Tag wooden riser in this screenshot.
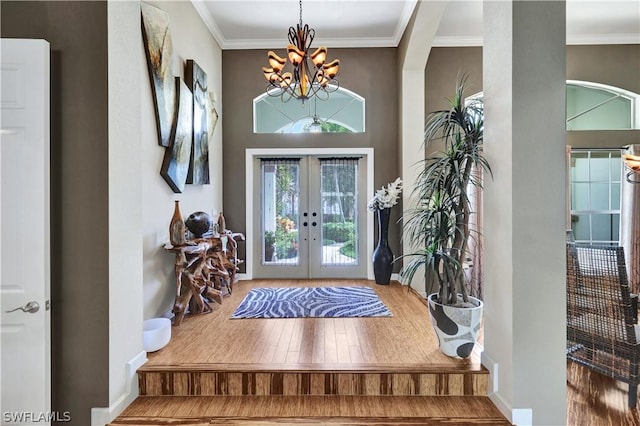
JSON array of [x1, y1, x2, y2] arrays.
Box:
[[111, 417, 509, 425], [138, 368, 488, 397], [110, 395, 511, 425]]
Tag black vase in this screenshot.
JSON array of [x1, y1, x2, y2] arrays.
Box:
[[372, 207, 393, 285]]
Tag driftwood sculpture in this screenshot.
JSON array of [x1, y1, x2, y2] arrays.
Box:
[[164, 231, 245, 325]]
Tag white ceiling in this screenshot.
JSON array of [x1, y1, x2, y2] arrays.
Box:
[[192, 0, 640, 49]]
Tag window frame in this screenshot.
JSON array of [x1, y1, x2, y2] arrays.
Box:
[[569, 148, 623, 245]]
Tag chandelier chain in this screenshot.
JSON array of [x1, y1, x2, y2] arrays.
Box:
[[299, 0, 303, 25]]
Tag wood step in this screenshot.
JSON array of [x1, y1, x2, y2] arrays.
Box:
[[109, 395, 511, 425], [138, 364, 489, 397]]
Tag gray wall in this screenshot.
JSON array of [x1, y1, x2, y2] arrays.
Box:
[[425, 47, 483, 115], [425, 44, 640, 150], [425, 44, 640, 107], [567, 44, 640, 149], [1, 1, 110, 425], [222, 48, 401, 272], [568, 44, 640, 95]]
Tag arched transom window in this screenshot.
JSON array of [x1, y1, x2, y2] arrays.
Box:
[[566, 80, 639, 130], [253, 87, 365, 134]]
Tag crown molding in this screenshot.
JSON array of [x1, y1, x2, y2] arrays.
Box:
[[392, 0, 419, 46], [221, 36, 399, 50], [191, 0, 225, 49], [192, 0, 638, 50], [192, 0, 415, 50], [432, 33, 639, 48], [432, 35, 483, 47], [566, 33, 640, 45]]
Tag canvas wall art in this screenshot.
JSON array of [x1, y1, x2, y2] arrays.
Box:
[[185, 59, 210, 185], [207, 92, 219, 137], [161, 78, 193, 193], [141, 2, 176, 147]]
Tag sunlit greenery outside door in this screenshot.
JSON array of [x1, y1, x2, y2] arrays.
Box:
[[319, 158, 359, 265], [262, 160, 300, 264]]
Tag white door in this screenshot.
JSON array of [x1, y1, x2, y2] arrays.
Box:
[[253, 156, 367, 279], [0, 39, 51, 425]]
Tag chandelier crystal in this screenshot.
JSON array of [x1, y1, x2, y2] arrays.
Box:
[[262, 0, 340, 102]]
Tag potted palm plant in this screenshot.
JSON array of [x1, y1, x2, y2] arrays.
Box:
[[400, 77, 491, 359]]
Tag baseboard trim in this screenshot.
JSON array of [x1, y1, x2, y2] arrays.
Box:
[[482, 352, 533, 426], [239, 273, 393, 282], [511, 408, 533, 426], [91, 350, 147, 426], [481, 351, 499, 393], [487, 390, 533, 425]]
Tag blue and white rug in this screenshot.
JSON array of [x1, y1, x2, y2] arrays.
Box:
[[231, 286, 392, 319]]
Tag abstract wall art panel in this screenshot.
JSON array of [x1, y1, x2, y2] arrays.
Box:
[[185, 59, 209, 185], [207, 92, 219, 139], [141, 2, 177, 147], [161, 78, 193, 193]]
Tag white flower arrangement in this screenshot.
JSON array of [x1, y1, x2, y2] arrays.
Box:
[[368, 177, 403, 211]]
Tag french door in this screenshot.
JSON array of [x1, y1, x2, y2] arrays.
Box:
[[253, 156, 367, 278]]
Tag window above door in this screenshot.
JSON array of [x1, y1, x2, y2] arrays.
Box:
[[253, 87, 365, 134], [566, 81, 639, 130]]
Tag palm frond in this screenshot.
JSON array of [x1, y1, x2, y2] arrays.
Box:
[[400, 74, 489, 304]]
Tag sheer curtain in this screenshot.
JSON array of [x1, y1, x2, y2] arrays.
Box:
[[467, 166, 484, 300], [621, 144, 640, 293]]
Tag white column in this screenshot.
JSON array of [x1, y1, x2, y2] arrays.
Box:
[[398, 0, 448, 294], [482, 1, 567, 425], [400, 68, 426, 292]]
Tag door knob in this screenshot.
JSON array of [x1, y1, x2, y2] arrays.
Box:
[[5, 301, 40, 314]]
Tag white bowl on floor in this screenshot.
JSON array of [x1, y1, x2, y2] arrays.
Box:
[[143, 318, 171, 352]]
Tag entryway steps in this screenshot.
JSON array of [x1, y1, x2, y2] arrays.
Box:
[[137, 364, 489, 397], [109, 395, 511, 425]]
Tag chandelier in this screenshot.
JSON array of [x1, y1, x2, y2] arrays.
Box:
[[262, 0, 340, 103]]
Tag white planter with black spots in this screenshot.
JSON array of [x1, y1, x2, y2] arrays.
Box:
[[427, 293, 483, 359]]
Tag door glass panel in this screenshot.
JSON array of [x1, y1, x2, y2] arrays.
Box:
[[570, 149, 622, 245], [590, 183, 610, 210], [571, 152, 589, 181], [571, 213, 591, 241], [592, 213, 619, 242], [319, 158, 358, 266], [571, 182, 589, 210], [261, 159, 300, 265]]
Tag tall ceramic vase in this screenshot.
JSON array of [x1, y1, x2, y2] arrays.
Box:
[[372, 207, 393, 284], [169, 200, 186, 247]]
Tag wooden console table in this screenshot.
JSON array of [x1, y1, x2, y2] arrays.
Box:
[[164, 231, 244, 325]]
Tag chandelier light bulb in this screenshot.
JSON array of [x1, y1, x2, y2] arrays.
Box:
[[311, 46, 327, 67], [267, 51, 286, 73]]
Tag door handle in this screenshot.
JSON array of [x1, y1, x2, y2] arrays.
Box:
[[5, 301, 40, 314]]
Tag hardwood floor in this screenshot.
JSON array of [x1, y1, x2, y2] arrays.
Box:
[[112, 279, 640, 425], [112, 280, 508, 424], [112, 395, 511, 425], [142, 279, 481, 369], [567, 360, 640, 425]]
